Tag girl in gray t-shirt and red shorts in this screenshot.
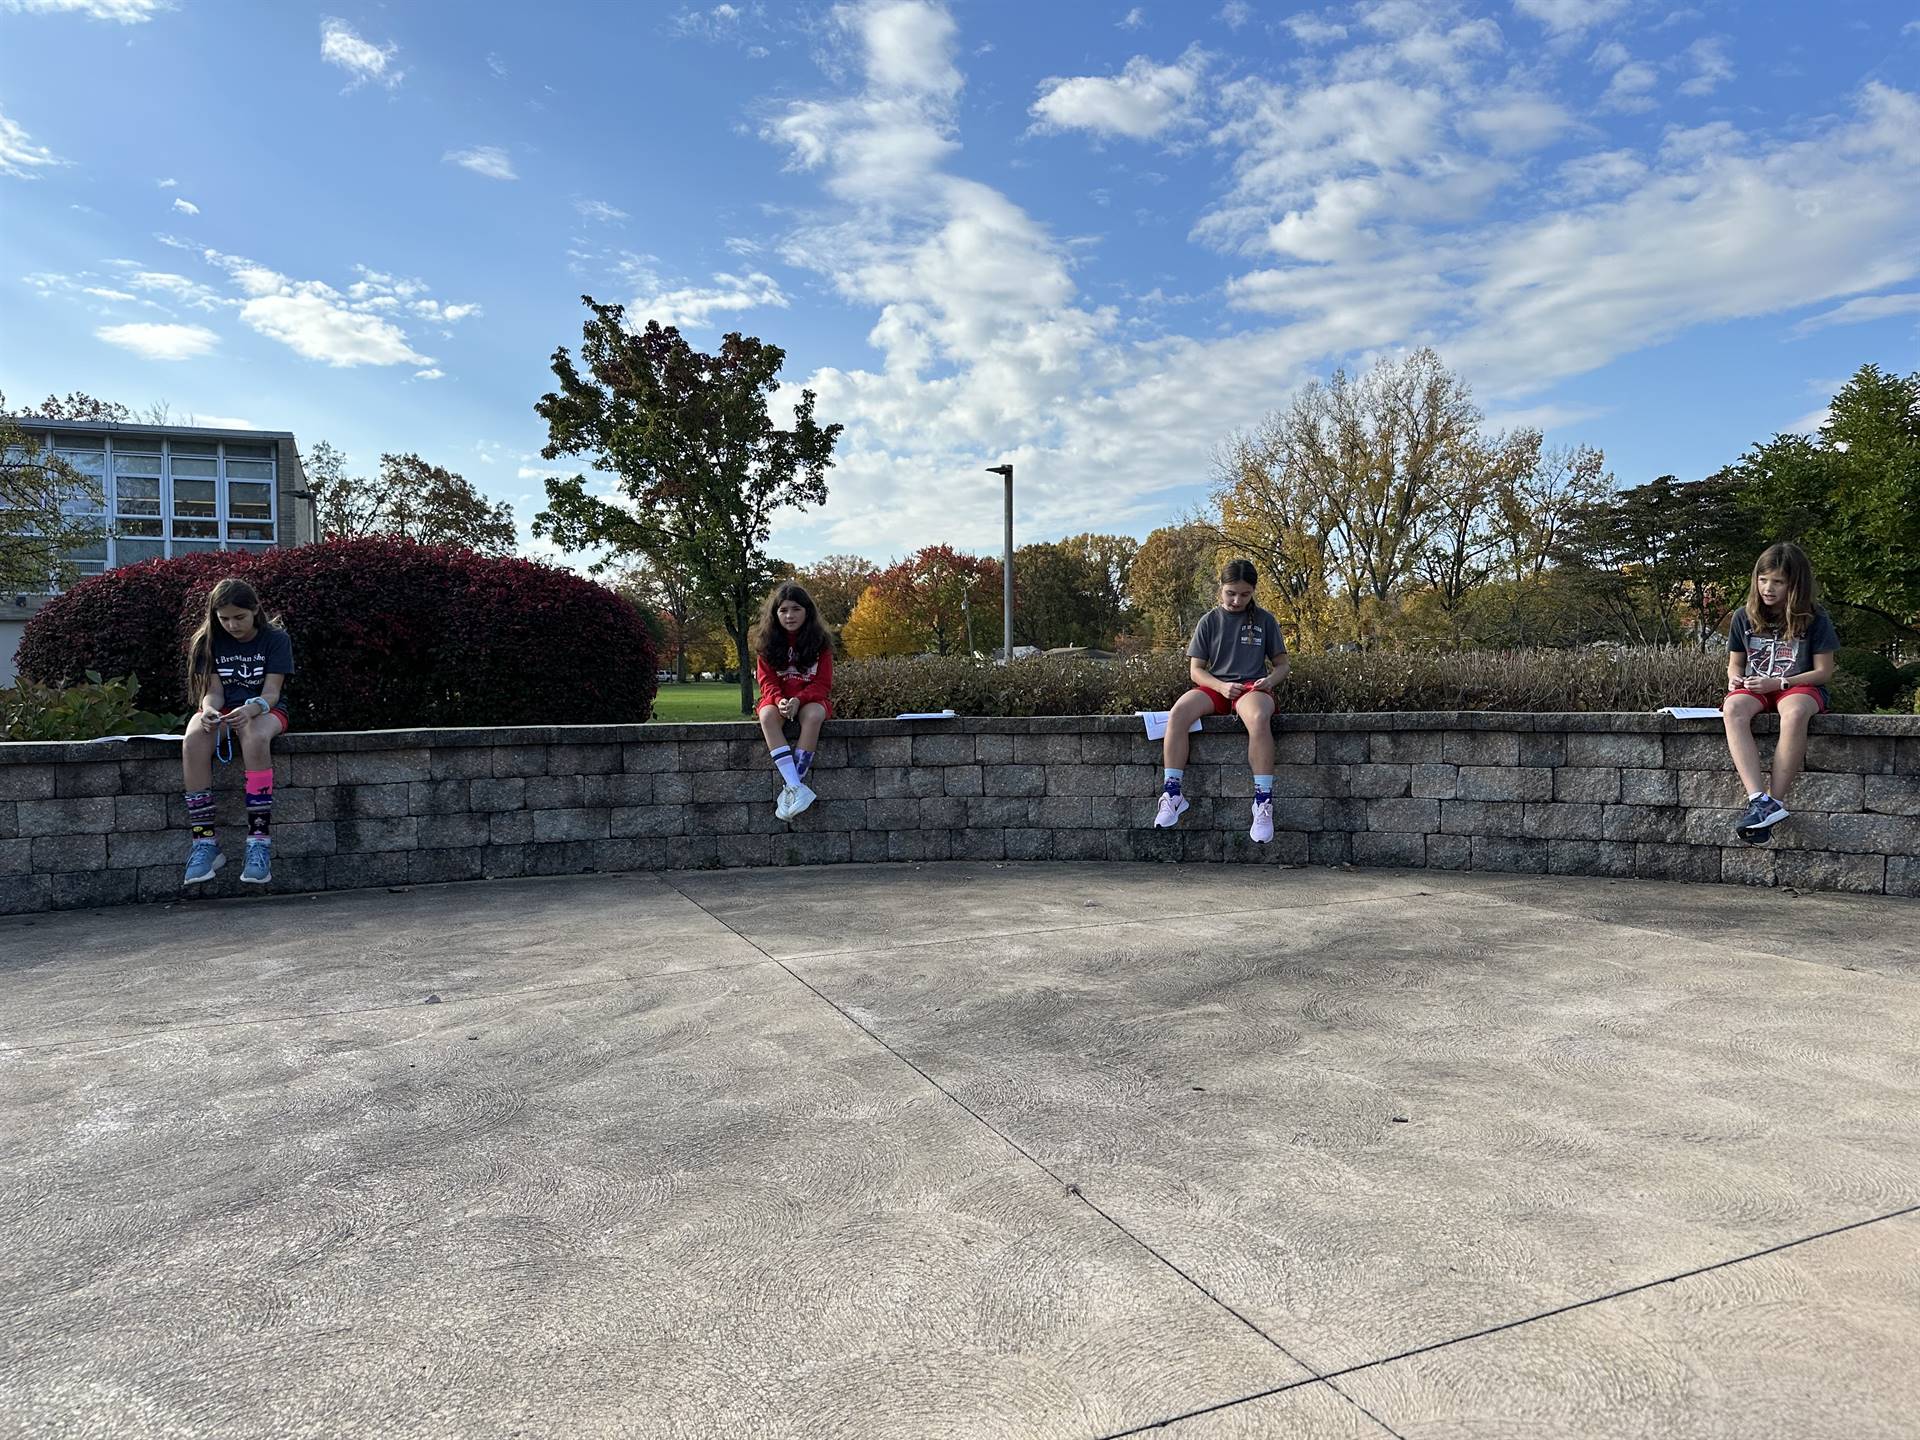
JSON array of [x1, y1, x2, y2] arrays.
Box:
[[1721, 542, 1839, 843]]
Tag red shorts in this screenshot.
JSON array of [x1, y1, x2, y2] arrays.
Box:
[[1185, 685, 1266, 717], [758, 698, 833, 721], [1723, 685, 1827, 714]]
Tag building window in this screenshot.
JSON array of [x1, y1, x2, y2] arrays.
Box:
[[52, 433, 110, 576]]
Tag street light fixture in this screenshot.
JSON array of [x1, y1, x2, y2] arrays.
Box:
[[985, 463, 1013, 662]]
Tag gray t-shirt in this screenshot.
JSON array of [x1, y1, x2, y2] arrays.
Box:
[[1727, 607, 1838, 686], [1188, 605, 1287, 683]]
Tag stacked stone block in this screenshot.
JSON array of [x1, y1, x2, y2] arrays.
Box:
[[1, 713, 1915, 915]]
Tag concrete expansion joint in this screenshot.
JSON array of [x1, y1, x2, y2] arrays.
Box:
[[1112, 1203, 1920, 1438]]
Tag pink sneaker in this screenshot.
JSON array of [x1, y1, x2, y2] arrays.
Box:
[[1249, 798, 1274, 843], [1153, 791, 1190, 828]]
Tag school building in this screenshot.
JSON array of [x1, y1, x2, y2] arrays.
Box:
[[2, 418, 317, 685]]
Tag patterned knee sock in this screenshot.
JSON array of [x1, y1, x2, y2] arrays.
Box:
[[1253, 774, 1274, 803], [795, 748, 814, 781], [244, 769, 274, 838], [185, 788, 216, 841], [1163, 767, 1184, 795]]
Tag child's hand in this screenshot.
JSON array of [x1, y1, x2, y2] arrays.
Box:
[[778, 697, 799, 719], [1748, 675, 1783, 694], [1225, 683, 1246, 701]]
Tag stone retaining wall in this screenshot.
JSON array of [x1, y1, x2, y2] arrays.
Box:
[[2, 713, 1916, 914]]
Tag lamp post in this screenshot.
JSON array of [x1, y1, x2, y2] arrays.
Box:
[[985, 463, 1013, 661]]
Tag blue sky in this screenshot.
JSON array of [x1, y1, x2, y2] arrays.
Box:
[[3, 0, 1918, 569]]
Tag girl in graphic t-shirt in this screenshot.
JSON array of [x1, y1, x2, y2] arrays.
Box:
[[1721, 542, 1839, 843], [754, 581, 833, 823], [180, 577, 296, 887]]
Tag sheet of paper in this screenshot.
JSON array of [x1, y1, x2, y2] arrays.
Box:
[[81, 733, 184, 743], [1656, 706, 1725, 720], [1136, 710, 1203, 741], [894, 709, 958, 720]]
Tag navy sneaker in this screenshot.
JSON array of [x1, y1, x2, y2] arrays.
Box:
[[1734, 793, 1788, 841]]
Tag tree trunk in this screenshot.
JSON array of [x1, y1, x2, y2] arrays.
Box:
[[734, 627, 753, 716]]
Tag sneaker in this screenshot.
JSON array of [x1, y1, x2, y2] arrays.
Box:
[[775, 785, 797, 822], [240, 837, 273, 885], [785, 782, 817, 820], [1250, 798, 1274, 843], [183, 838, 225, 885], [1154, 791, 1190, 828], [1735, 793, 1788, 838], [1736, 824, 1771, 846]]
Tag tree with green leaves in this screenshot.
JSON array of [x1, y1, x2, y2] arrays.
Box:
[[798, 553, 879, 631], [1011, 532, 1137, 650], [1734, 364, 1920, 642], [305, 442, 517, 554], [533, 299, 843, 714], [0, 397, 105, 591]]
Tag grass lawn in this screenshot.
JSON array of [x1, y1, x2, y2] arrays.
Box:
[[650, 681, 755, 724]]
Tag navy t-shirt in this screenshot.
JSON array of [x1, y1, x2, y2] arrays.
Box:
[[1727, 607, 1838, 687], [212, 625, 295, 712]]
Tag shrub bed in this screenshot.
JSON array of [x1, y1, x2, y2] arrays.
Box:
[[16, 539, 657, 731], [833, 647, 1749, 719]]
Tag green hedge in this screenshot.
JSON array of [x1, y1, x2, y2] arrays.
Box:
[[832, 648, 1762, 718]]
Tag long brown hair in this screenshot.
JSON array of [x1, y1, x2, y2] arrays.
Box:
[[185, 577, 276, 694], [753, 580, 829, 668], [1743, 542, 1818, 640]]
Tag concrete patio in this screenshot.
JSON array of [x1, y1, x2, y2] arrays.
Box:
[[2, 861, 1916, 1438]]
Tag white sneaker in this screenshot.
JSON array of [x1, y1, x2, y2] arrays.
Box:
[[1249, 798, 1274, 843], [1153, 791, 1190, 828], [775, 785, 797, 821], [786, 782, 817, 820]]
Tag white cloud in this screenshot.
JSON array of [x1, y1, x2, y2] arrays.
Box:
[[630, 270, 790, 328], [1218, 1, 1252, 29], [116, 267, 226, 310], [0, 107, 66, 179], [156, 176, 177, 188], [1677, 37, 1733, 98], [82, 286, 138, 301], [1793, 292, 1920, 334], [1118, 6, 1145, 29], [1512, 0, 1630, 35], [186, 413, 257, 429], [1555, 147, 1647, 196], [320, 17, 403, 90], [1284, 13, 1347, 45], [96, 322, 218, 360], [195, 250, 468, 368], [170, 197, 199, 215], [1031, 52, 1206, 140], [0, 0, 164, 20], [576, 198, 629, 223], [413, 367, 445, 380], [1601, 60, 1658, 112], [1456, 94, 1572, 153], [444, 145, 517, 180], [486, 52, 508, 77]]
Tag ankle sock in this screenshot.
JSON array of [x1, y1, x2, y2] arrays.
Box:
[[1254, 774, 1274, 803], [770, 746, 801, 787], [1163, 767, 1184, 795], [185, 788, 215, 841], [244, 769, 274, 837]]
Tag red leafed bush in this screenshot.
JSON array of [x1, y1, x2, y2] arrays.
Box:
[[15, 539, 657, 730]]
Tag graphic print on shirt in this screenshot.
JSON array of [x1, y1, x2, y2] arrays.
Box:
[[772, 647, 822, 686], [1743, 632, 1798, 679]]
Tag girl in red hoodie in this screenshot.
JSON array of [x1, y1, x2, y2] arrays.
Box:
[[754, 581, 834, 821]]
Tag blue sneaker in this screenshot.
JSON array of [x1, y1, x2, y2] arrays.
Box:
[[240, 837, 273, 885], [1735, 793, 1788, 842], [183, 838, 225, 885]]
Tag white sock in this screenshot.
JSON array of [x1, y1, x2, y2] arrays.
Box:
[[771, 746, 801, 787]]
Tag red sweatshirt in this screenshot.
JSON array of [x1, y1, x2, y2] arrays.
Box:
[[755, 643, 833, 709]]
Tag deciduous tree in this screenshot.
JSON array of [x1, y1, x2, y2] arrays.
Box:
[[306, 443, 517, 554], [0, 399, 104, 591], [534, 299, 842, 713]]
